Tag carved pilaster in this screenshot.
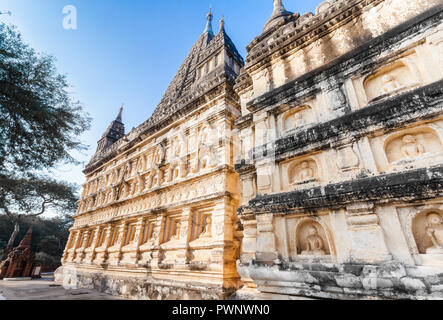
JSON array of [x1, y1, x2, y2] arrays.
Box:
[[253, 111, 269, 147], [255, 213, 279, 265], [345, 202, 392, 263], [84, 226, 100, 264]]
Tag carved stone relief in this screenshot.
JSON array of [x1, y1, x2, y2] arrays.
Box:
[[297, 221, 330, 256], [153, 144, 166, 166], [283, 106, 316, 132], [413, 211, 443, 254], [385, 130, 443, 163], [286, 217, 332, 261], [315, 1, 332, 15], [363, 61, 420, 102], [288, 159, 319, 185]]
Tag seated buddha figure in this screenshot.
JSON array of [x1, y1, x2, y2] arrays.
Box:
[[401, 135, 424, 159], [382, 74, 400, 94], [199, 216, 212, 239], [301, 225, 327, 256], [294, 112, 306, 128], [171, 222, 181, 241], [425, 213, 443, 254], [298, 161, 314, 182]]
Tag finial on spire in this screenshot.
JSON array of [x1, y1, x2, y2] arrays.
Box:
[[219, 16, 225, 32], [263, 0, 292, 32], [273, 0, 286, 14], [116, 104, 123, 123], [204, 6, 214, 35], [219, 15, 225, 33]]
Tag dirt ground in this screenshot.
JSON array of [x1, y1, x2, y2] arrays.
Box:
[[0, 273, 124, 300]]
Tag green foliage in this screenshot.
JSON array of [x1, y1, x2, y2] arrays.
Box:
[[0, 22, 91, 240], [0, 23, 91, 173], [0, 215, 71, 255], [35, 252, 60, 266], [37, 235, 60, 256], [0, 174, 78, 219]]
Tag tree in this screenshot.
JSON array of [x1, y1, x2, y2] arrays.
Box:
[[0, 23, 91, 173], [0, 174, 78, 253], [37, 235, 60, 256], [0, 214, 72, 256], [0, 22, 90, 257]]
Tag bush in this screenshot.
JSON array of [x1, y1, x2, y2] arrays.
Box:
[[37, 235, 61, 256], [35, 252, 60, 265]]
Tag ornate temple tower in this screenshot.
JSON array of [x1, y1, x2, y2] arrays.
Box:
[[56, 9, 245, 300]]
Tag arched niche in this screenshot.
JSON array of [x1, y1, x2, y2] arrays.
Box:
[[288, 158, 319, 185], [147, 168, 163, 188], [363, 60, 419, 102], [168, 159, 186, 182], [384, 128, 443, 163], [282, 106, 315, 132], [198, 122, 216, 148], [412, 211, 443, 255], [294, 218, 332, 257]]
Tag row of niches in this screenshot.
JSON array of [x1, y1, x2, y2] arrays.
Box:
[[275, 122, 443, 192], [249, 34, 441, 116], [261, 53, 431, 139], [64, 210, 226, 268], [79, 124, 225, 208], [273, 207, 443, 266], [77, 148, 220, 214]]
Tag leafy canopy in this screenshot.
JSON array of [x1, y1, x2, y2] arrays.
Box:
[[0, 22, 91, 228], [0, 23, 91, 174]]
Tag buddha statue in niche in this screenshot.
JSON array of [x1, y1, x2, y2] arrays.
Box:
[[294, 112, 306, 128], [298, 161, 315, 182], [171, 221, 181, 241], [382, 74, 400, 94], [401, 135, 425, 159], [425, 213, 443, 254], [151, 229, 159, 243], [301, 225, 327, 256], [200, 216, 212, 239]]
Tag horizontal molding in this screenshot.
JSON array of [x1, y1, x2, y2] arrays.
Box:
[[240, 164, 443, 215]]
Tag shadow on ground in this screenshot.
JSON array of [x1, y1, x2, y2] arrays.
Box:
[[0, 273, 124, 300]]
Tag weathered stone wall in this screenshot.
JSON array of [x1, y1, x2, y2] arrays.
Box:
[[55, 266, 232, 300], [234, 0, 443, 300]]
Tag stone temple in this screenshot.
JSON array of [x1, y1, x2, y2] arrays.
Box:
[[56, 0, 443, 300]]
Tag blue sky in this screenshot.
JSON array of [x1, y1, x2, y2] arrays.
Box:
[[1, 0, 318, 188]]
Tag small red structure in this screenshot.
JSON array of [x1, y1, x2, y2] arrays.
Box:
[[0, 227, 35, 279]]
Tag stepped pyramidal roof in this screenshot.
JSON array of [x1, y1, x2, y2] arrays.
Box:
[[142, 8, 244, 129], [88, 8, 244, 170]]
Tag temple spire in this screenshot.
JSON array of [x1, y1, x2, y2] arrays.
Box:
[[218, 15, 225, 34], [263, 0, 293, 32], [273, 0, 285, 13], [271, 0, 290, 16], [18, 227, 33, 249], [116, 104, 123, 123], [203, 6, 214, 35]]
